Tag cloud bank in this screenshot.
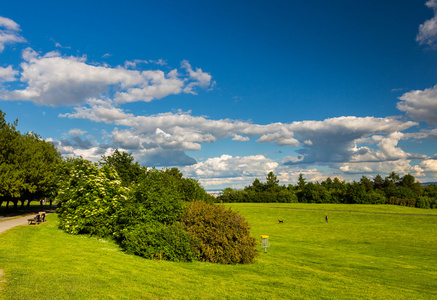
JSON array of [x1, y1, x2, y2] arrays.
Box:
[[1, 11, 437, 189]]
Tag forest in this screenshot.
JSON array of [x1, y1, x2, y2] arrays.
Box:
[[218, 171, 437, 209]]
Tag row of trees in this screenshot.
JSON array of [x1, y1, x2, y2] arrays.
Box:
[[218, 172, 437, 209], [0, 110, 60, 208]]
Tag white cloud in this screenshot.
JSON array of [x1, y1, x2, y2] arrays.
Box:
[[417, 0, 437, 47], [181, 60, 214, 94], [420, 159, 437, 172], [0, 66, 18, 82], [2, 49, 214, 106], [283, 116, 418, 165], [232, 135, 250, 141], [339, 159, 426, 178], [181, 154, 278, 188], [0, 16, 26, 52], [257, 127, 299, 146], [397, 84, 437, 125], [68, 128, 87, 136], [60, 102, 423, 168]]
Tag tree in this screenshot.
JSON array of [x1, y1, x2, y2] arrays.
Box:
[[100, 149, 145, 186], [373, 174, 384, 190], [297, 173, 306, 190], [0, 110, 61, 208], [265, 171, 279, 190], [400, 174, 423, 196], [360, 176, 373, 192]]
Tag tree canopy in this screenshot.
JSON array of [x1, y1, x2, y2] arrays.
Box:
[[0, 110, 61, 208]]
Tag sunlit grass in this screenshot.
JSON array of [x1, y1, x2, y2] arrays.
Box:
[[0, 204, 436, 299]]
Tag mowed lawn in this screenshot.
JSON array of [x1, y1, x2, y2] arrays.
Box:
[[0, 204, 436, 299]]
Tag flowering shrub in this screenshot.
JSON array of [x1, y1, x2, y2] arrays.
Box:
[[56, 158, 128, 237]]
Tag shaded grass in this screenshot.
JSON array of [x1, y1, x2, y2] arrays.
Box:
[[0, 204, 436, 299]]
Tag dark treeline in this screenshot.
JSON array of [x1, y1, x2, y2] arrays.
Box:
[[218, 172, 437, 209]]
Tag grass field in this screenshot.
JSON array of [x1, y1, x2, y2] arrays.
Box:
[[0, 203, 436, 299]]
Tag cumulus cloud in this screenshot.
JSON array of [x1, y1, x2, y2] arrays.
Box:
[[2, 49, 213, 106], [59, 102, 424, 168], [181, 154, 278, 188], [416, 0, 437, 47], [68, 128, 87, 136], [397, 84, 437, 125], [232, 134, 250, 141], [257, 127, 299, 146], [181, 60, 214, 94], [339, 160, 425, 178], [0, 66, 18, 82], [420, 158, 437, 172], [283, 116, 418, 165], [0, 16, 26, 52]]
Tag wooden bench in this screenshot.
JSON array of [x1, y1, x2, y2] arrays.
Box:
[[28, 214, 41, 225]]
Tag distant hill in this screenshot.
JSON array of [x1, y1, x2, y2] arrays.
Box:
[[422, 182, 437, 187]]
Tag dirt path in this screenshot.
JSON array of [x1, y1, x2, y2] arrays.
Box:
[[0, 215, 36, 235]]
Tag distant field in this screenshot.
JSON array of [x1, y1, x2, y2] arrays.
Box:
[[0, 204, 436, 299]]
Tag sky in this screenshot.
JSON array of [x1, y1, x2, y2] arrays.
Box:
[[1, 0, 437, 190]]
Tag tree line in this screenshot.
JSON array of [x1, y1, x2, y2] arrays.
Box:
[[0, 110, 60, 209], [218, 172, 437, 209]]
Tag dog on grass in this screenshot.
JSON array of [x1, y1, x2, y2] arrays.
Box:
[[278, 220, 283, 223]]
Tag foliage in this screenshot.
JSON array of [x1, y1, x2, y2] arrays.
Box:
[[113, 168, 204, 262], [219, 172, 297, 203], [180, 201, 258, 264], [118, 222, 199, 262], [57, 157, 210, 262], [100, 149, 146, 186], [56, 157, 127, 236], [162, 167, 215, 203], [0, 110, 61, 208], [387, 197, 416, 207]]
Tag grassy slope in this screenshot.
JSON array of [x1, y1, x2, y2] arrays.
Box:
[[0, 204, 436, 299]]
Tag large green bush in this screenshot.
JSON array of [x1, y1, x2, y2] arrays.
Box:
[[56, 158, 127, 236], [180, 201, 258, 264], [118, 222, 199, 262], [113, 168, 199, 262], [57, 155, 258, 264]]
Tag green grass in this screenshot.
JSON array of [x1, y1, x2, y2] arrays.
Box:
[[0, 204, 436, 299]]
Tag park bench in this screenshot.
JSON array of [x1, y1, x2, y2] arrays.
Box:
[[28, 214, 40, 225]]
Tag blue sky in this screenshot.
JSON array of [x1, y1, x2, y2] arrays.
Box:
[[1, 0, 437, 189]]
